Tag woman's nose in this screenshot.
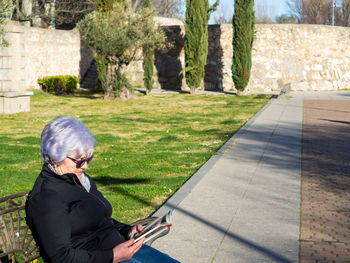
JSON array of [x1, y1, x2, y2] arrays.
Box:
[[81, 161, 88, 169]]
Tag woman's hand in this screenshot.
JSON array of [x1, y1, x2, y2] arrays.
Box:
[[128, 224, 143, 239], [113, 238, 145, 263]]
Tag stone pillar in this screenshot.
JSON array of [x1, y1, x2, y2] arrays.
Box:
[[0, 22, 32, 114]]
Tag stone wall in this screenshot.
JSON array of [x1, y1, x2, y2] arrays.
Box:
[[24, 26, 93, 90], [1, 22, 350, 99], [250, 24, 350, 92], [0, 22, 93, 92], [0, 22, 93, 113], [127, 24, 350, 92]]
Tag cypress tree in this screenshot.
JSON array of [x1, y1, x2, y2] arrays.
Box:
[[232, 0, 255, 94], [143, 0, 154, 94], [184, 0, 209, 94]]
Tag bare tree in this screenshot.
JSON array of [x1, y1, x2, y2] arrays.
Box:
[[153, 0, 185, 18], [212, 1, 232, 24], [11, 0, 185, 29], [288, 0, 350, 26], [255, 0, 275, 24], [10, 0, 95, 29], [287, 0, 334, 25], [338, 0, 350, 26], [54, 0, 94, 29], [127, 0, 185, 18]]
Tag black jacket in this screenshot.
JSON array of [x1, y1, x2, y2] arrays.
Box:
[[25, 163, 132, 263]]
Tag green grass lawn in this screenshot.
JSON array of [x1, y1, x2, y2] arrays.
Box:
[[0, 91, 270, 223]]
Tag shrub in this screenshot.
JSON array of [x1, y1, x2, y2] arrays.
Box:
[[38, 76, 79, 94]]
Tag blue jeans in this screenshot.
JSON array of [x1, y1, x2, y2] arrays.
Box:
[[122, 245, 180, 263]]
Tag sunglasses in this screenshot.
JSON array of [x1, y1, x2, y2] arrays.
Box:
[[67, 154, 94, 168]]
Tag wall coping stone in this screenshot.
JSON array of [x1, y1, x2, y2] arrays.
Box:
[[0, 91, 33, 98]]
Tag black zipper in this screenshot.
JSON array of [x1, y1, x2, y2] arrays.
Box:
[[72, 176, 110, 218]]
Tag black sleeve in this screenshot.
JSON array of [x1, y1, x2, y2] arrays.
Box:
[[27, 191, 113, 263], [111, 218, 132, 239]]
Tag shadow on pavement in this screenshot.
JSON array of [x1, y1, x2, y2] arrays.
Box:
[[165, 204, 293, 263]]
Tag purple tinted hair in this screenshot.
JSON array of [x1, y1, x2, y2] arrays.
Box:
[[40, 116, 96, 163]]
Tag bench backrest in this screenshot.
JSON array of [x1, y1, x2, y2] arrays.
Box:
[[0, 191, 40, 263]]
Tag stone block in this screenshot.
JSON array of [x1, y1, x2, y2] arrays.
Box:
[[0, 91, 33, 114], [0, 57, 12, 69], [0, 81, 12, 92], [0, 46, 12, 57], [0, 69, 11, 81]]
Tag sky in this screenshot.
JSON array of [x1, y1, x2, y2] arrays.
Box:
[[208, 0, 290, 24]]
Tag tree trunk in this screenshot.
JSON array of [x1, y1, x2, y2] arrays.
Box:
[[118, 87, 133, 100], [190, 86, 196, 94], [103, 64, 114, 100]]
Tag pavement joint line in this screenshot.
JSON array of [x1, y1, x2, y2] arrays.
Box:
[[153, 95, 277, 217]]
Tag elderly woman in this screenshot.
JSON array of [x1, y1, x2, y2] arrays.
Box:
[[25, 116, 179, 263]]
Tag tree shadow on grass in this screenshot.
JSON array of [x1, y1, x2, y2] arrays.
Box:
[[93, 176, 155, 207], [93, 176, 151, 186]]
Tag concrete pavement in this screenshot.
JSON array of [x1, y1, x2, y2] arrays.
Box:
[[152, 91, 350, 263]]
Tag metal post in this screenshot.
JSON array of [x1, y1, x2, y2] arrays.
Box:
[[332, 0, 335, 26]]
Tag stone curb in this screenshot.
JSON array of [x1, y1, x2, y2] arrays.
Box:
[[134, 88, 280, 97]]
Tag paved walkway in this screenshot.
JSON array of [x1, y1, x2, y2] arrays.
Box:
[[301, 99, 350, 263], [152, 91, 350, 263]]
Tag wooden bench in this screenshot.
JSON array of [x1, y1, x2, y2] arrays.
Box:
[[0, 192, 167, 263]]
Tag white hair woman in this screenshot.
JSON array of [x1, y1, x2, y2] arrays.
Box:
[[25, 116, 179, 263]]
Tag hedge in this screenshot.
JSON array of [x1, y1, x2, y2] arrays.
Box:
[[38, 75, 79, 94]]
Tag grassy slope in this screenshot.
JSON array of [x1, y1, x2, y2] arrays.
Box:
[[0, 91, 269, 223]]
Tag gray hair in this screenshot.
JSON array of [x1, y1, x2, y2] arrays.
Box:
[[40, 116, 96, 163]]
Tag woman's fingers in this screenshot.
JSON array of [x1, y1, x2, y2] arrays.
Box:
[[129, 224, 144, 239], [136, 224, 143, 233], [131, 237, 145, 253], [113, 238, 144, 263]]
